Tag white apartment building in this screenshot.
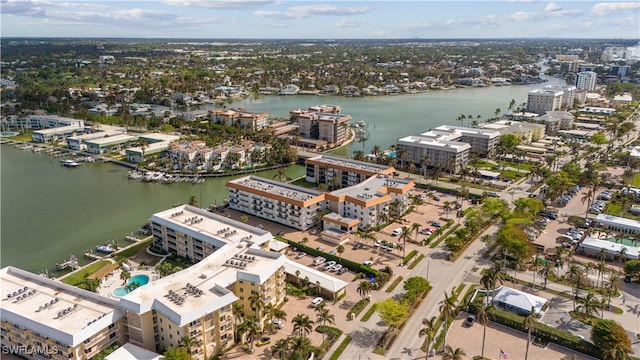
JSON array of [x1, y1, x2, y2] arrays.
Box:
[[0, 267, 125, 360], [543, 84, 577, 109], [326, 175, 414, 230], [526, 88, 564, 114], [575, 71, 597, 91], [433, 125, 500, 157], [396, 133, 471, 173], [2, 205, 344, 360], [226, 176, 327, 230], [4, 115, 86, 143], [304, 154, 395, 187]]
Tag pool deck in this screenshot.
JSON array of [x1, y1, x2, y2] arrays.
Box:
[[96, 267, 158, 298]]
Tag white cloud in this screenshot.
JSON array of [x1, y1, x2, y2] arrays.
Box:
[[161, 0, 276, 9], [508, 11, 545, 21], [336, 17, 365, 28], [255, 4, 371, 20], [591, 2, 640, 16], [544, 2, 562, 12]]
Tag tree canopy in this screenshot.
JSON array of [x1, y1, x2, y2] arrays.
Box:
[[376, 298, 410, 329], [591, 319, 631, 357]]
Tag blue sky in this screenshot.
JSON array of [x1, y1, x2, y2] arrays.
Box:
[[1, 0, 639, 39]]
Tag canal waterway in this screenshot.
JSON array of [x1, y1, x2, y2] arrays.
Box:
[[1, 75, 565, 273]]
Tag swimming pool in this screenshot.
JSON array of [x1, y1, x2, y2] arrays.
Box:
[[112, 274, 150, 297]]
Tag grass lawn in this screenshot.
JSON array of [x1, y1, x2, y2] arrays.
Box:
[[632, 173, 640, 187], [290, 178, 317, 188], [8, 132, 34, 142], [61, 260, 111, 286], [118, 238, 152, 258]]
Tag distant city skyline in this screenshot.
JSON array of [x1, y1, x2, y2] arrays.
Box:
[[1, 0, 639, 39]]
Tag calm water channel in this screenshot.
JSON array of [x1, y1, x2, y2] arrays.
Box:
[[1, 75, 564, 273]]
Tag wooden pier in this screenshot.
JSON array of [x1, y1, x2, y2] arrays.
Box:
[[84, 252, 102, 260], [56, 255, 79, 271]]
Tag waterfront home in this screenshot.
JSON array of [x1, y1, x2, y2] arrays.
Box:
[[278, 84, 300, 95]]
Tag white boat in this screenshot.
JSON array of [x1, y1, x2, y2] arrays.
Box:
[[96, 244, 116, 254], [61, 159, 80, 167]]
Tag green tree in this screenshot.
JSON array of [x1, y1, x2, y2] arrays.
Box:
[[403, 276, 430, 304], [376, 298, 410, 330], [418, 316, 437, 357], [237, 316, 261, 352], [120, 270, 131, 285], [336, 244, 345, 262], [162, 346, 190, 360], [590, 132, 609, 145], [357, 280, 372, 299], [439, 290, 457, 350], [477, 304, 491, 359], [316, 307, 335, 343], [591, 319, 632, 358], [292, 313, 314, 338], [523, 307, 536, 360], [270, 338, 290, 359], [442, 345, 466, 360], [577, 291, 600, 317]]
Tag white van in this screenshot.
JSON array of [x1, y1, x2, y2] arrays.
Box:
[[391, 228, 403, 236], [312, 257, 326, 266], [311, 297, 324, 307]]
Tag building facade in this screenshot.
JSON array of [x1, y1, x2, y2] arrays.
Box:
[[304, 154, 395, 187], [227, 176, 327, 231], [526, 89, 564, 114], [575, 71, 597, 91], [290, 105, 351, 145], [396, 134, 471, 173]]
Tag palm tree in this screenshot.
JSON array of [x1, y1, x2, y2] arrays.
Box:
[[538, 261, 555, 289], [289, 336, 313, 359], [270, 338, 290, 359], [568, 264, 584, 311], [576, 291, 599, 317], [477, 304, 491, 359], [442, 345, 466, 360], [371, 145, 382, 163], [581, 188, 594, 218], [616, 247, 628, 273], [411, 223, 422, 243], [357, 280, 372, 299], [179, 335, 196, 355], [316, 307, 335, 343], [596, 260, 608, 289], [523, 307, 537, 360], [237, 316, 260, 352], [336, 245, 345, 262], [418, 316, 437, 357], [291, 313, 314, 338], [249, 293, 265, 321], [120, 270, 131, 285], [399, 227, 412, 261], [605, 272, 621, 309], [530, 257, 543, 289], [439, 290, 457, 351]]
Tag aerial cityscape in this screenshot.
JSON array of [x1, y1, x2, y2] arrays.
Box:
[[1, 1, 640, 360]]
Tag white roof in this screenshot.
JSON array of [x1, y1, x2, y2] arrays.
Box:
[[269, 239, 290, 252], [595, 213, 640, 232], [477, 170, 500, 178], [493, 286, 547, 315], [283, 260, 348, 293], [580, 237, 639, 260], [105, 343, 163, 360]]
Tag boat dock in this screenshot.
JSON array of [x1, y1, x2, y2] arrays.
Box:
[[84, 252, 102, 260], [55, 255, 79, 271]]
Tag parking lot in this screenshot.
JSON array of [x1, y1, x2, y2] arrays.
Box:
[[447, 311, 595, 360]]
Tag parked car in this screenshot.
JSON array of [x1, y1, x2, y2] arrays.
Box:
[[330, 264, 342, 272], [363, 260, 373, 266], [433, 196, 441, 201], [329, 250, 337, 255], [465, 314, 476, 327], [353, 243, 363, 250], [312, 257, 326, 266], [295, 252, 307, 259], [311, 297, 324, 307], [323, 261, 336, 270], [310, 229, 318, 235], [256, 224, 264, 229], [316, 246, 325, 251], [272, 319, 284, 329], [431, 221, 442, 228], [391, 227, 403, 236], [338, 267, 348, 274], [374, 240, 382, 248], [257, 336, 271, 346]]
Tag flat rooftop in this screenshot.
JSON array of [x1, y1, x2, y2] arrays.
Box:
[[86, 134, 139, 146], [330, 174, 413, 202], [0, 267, 120, 346], [152, 205, 273, 249], [227, 175, 324, 204], [306, 154, 393, 174], [34, 125, 81, 135], [397, 135, 471, 152], [139, 133, 180, 143]]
